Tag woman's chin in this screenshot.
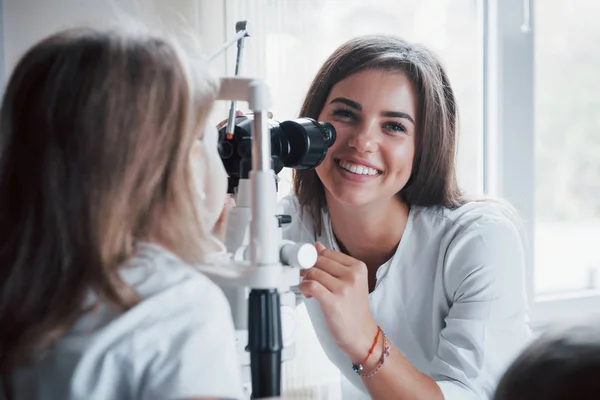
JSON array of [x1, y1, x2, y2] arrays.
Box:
[[324, 185, 404, 211], [325, 188, 378, 209]]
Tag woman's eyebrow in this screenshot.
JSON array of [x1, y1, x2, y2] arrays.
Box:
[[330, 97, 362, 110], [330, 97, 414, 125], [381, 110, 414, 124]]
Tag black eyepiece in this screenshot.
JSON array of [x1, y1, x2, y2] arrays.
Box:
[[218, 116, 336, 193]]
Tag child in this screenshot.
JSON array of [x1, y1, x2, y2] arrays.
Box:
[[494, 322, 600, 400], [0, 26, 242, 400]]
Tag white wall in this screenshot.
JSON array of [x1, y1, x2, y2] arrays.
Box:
[[0, 0, 230, 121], [1, 0, 227, 79]]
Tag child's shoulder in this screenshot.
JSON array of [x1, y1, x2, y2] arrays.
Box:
[[121, 242, 231, 316], [55, 242, 242, 399]]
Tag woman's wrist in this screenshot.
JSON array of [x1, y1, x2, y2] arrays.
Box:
[[346, 321, 381, 366]]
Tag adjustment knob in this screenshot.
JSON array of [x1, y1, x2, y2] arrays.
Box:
[[280, 243, 317, 270], [276, 214, 292, 227]]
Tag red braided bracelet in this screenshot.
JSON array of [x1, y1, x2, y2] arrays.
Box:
[[360, 331, 391, 378], [352, 326, 382, 374]]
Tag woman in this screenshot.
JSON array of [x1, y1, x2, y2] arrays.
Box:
[[281, 35, 531, 399], [0, 27, 241, 399]]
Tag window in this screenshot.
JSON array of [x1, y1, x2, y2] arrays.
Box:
[[483, 0, 600, 328], [533, 0, 600, 295]]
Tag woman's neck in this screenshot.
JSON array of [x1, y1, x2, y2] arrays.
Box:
[[326, 194, 409, 270]]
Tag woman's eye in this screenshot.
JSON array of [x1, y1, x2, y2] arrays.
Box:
[[331, 109, 356, 120], [383, 122, 406, 134]]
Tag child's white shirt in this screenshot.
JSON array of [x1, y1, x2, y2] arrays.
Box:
[[10, 242, 243, 400]]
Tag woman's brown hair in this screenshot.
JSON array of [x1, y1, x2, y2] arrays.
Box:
[[0, 27, 218, 375], [294, 35, 464, 232]]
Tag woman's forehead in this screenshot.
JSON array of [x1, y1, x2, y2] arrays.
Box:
[[328, 70, 418, 115]]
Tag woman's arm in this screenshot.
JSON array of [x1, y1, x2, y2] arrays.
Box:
[[353, 330, 444, 399], [299, 214, 530, 400], [299, 243, 443, 400], [427, 214, 531, 399]]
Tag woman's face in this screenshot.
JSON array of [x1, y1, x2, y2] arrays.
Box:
[[190, 123, 228, 230], [315, 69, 418, 208]]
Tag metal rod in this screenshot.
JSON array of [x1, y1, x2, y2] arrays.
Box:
[[208, 29, 248, 61], [225, 33, 248, 136], [252, 110, 270, 171]]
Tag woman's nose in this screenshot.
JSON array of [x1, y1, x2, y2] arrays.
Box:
[[347, 121, 378, 153]]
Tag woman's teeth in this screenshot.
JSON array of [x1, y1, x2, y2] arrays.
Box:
[[337, 160, 380, 176]]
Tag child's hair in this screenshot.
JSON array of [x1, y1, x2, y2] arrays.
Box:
[[494, 321, 600, 400], [0, 27, 219, 372]]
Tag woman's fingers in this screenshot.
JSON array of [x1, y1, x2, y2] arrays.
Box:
[[301, 266, 343, 293], [307, 255, 348, 279], [298, 278, 334, 303], [316, 241, 366, 268]]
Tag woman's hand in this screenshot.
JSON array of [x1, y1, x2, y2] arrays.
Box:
[[299, 242, 379, 364]]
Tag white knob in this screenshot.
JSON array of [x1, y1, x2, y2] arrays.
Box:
[[280, 243, 317, 269]]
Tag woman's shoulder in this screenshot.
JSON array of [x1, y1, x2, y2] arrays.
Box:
[[414, 200, 526, 279], [411, 199, 526, 268], [413, 199, 522, 237]]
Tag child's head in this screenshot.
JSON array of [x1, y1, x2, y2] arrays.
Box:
[[494, 322, 600, 400], [0, 27, 225, 370]]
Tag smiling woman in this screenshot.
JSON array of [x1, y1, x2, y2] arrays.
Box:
[[316, 70, 416, 211], [280, 35, 531, 400]]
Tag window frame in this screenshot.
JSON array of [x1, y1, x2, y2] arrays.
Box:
[[484, 0, 600, 330]]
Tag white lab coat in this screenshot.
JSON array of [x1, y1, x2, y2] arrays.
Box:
[[280, 195, 532, 400]]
